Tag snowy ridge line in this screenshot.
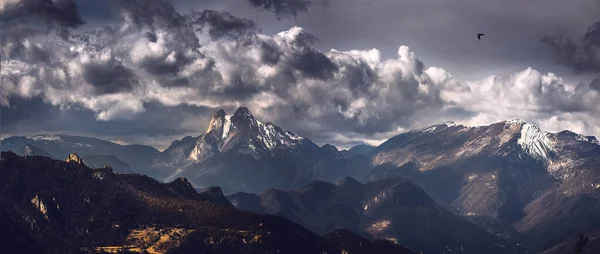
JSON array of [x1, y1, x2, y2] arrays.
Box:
[[517, 124, 555, 163]]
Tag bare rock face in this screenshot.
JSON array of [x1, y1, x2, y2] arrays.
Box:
[[153, 107, 345, 194], [65, 153, 85, 165]]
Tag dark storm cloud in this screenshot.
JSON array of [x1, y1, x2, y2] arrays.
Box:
[[0, 0, 84, 27], [543, 19, 600, 72], [139, 51, 192, 76], [248, 0, 328, 19], [187, 10, 258, 40], [259, 41, 283, 65], [542, 26, 600, 73], [591, 78, 600, 91], [82, 60, 138, 95], [291, 49, 338, 79], [0, 98, 214, 149], [4, 39, 50, 63], [145, 31, 158, 42], [119, 0, 184, 27]]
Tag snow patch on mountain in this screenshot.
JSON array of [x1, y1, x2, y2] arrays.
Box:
[[505, 119, 525, 125], [256, 121, 304, 150], [575, 134, 599, 145], [285, 131, 303, 141], [518, 124, 555, 163], [32, 135, 62, 142], [440, 121, 457, 127], [423, 125, 438, 133], [422, 121, 457, 133], [222, 115, 232, 140]]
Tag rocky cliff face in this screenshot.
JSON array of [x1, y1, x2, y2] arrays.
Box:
[[151, 107, 347, 194], [65, 153, 85, 165]]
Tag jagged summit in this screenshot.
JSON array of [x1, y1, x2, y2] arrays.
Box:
[[517, 123, 555, 163], [438, 121, 457, 127], [188, 107, 310, 163], [198, 186, 234, 207], [230, 106, 256, 129], [65, 153, 85, 165], [558, 130, 600, 145], [505, 119, 526, 125], [213, 109, 226, 118], [206, 109, 229, 138], [233, 106, 252, 116], [171, 177, 192, 185]]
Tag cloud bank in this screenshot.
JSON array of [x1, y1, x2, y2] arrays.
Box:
[[1, 0, 598, 149]]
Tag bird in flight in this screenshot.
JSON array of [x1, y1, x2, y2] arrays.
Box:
[[477, 33, 485, 40]]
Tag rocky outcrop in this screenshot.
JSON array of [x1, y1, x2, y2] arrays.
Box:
[[65, 153, 85, 165]]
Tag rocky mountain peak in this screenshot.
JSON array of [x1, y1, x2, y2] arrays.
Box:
[[65, 153, 85, 165], [172, 177, 192, 186], [557, 130, 600, 145], [231, 107, 256, 128], [23, 144, 38, 156], [206, 109, 228, 138], [213, 109, 226, 118], [517, 123, 555, 163], [438, 121, 457, 127], [198, 186, 233, 207]]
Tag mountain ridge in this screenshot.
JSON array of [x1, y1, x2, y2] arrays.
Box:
[[0, 151, 415, 254]]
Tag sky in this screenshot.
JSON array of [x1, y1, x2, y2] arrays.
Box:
[[1, 0, 599, 150]]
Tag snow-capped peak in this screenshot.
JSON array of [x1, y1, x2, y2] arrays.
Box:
[[255, 121, 304, 150], [190, 107, 308, 162], [517, 123, 555, 163], [505, 119, 525, 125], [438, 121, 456, 127]]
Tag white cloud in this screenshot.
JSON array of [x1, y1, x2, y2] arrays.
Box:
[[2, 9, 600, 147]]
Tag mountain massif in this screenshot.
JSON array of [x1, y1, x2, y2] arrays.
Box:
[[149, 107, 349, 194], [2, 107, 599, 253]]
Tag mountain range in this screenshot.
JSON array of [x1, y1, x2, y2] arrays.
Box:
[[0, 151, 414, 254], [2, 107, 599, 253], [228, 177, 519, 254]]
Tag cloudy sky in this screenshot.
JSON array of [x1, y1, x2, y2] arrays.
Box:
[[1, 0, 599, 150]]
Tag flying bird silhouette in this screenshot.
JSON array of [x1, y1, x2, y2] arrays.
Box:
[[477, 33, 484, 40]]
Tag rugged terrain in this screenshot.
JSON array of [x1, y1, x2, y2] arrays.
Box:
[[150, 107, 349, 194], [365, 120, 600, 253], [2, 107, 600, 253], [1, 134, 159, 174], [0, 151, 414, 254], [228, 177, 518, 254]]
